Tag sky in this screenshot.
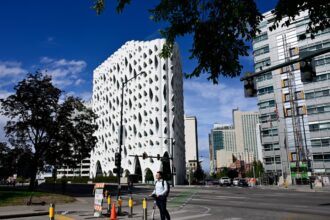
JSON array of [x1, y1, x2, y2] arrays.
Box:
[[0, 0, 278, 172]]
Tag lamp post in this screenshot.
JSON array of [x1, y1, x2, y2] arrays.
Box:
[[117, 71, 147, 199]]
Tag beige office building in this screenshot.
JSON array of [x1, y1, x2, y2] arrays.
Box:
[[185, 116, 199, 172]]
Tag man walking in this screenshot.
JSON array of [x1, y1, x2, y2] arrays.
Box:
[[150, 171, 170, 220]]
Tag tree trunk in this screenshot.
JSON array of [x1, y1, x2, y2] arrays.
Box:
[[28, 159, 38, 191]]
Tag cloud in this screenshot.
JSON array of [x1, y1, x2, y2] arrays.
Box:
[[63, 91, 92, 102], [0, 90, 12, 143], [0, 61, 26, 77], [39, 57, 87, 89]]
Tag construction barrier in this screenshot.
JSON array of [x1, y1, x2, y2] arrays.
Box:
[[110, 203, 117, 220]]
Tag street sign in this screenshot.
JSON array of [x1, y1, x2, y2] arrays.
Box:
[[93, 183, 105, 217]]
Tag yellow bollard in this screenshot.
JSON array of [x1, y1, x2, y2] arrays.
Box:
[[128, 196, 133, 218], [107, 195, 111, 214], [117, 196, 122, 215], [143, 197, 147, 220], [49, 203, 55, 220]]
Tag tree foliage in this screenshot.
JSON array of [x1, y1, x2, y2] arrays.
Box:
[[145, 168, 154, 182], [271, 1, 330, 38], [193, 163, 205, 181], [92, 0, 330, 83], [0, 72, 97, 189], [246, 160, 264, 178]]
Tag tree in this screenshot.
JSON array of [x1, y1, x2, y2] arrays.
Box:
[[92, 0, 330, 83], [46, 96, 98, 176], [145, 169, 154, 183], [0, 142, 13, 179], [246, 160, 264, 178], [0, 72, 97, 189], [193, 163, 205, 181], [227, 169, 238, 179]]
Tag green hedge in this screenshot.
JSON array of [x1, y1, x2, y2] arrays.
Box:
[[44, 176, 117, 184]]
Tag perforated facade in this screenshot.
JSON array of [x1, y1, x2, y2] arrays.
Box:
[[90, 39, 185, 184]]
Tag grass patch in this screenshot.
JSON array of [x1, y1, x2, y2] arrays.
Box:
[[0, 188, 75, 207]]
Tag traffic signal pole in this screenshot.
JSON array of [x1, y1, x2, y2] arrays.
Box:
[[240, 47, 330, 81]]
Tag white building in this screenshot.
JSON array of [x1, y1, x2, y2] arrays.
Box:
[[184, 116, 199, 173], [90, 39, 185, 184], [253, 9, 330, 181]]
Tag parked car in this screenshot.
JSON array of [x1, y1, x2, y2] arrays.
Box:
[[238, 179, 249, 187], [219, 177, 231, 186], [233, 178, 240, 186]]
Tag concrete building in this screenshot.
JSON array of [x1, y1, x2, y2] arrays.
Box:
[[252, 10, 330, 182], [184, 116, 199, 173], [90, 39, 185, 184], [233, 109, 260, 157], [209, 110, 259, 173], [209, 124, 236, 173]]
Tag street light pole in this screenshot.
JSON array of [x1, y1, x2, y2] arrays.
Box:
[[117, 71, 146, 199]]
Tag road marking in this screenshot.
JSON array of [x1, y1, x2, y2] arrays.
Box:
[[223, 218, 242, 220], [55, 214, 75, 220], [174, 213, 212, 220], [216, 195, 246, 199]]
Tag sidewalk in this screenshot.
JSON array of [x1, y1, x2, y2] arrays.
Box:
[[257, 184, 330, 193], [0, 186, 196, 219]]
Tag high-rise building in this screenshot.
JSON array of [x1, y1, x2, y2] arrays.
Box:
[[209, 110, 259, 172], [209, 124, 236, 173], [233, 109, 260, 157], [253, 10, 330, 183], [184, 116, 199, 173], [90, 39, 185, 184]]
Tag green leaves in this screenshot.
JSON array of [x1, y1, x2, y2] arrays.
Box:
[[271, 0, 330, 35], [0, 72, 97, 188], [91, 0, 330, 83]]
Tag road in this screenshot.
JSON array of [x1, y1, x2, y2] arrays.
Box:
[[7, 185, 330, 220]]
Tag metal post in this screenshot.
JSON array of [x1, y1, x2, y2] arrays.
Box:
[[49, 203, 55, 220], [117, 196, 122, 215], [107, 195, 111, 214], [128, 196, 133, 218], [170, 138, 174, 187], [143, 198, 147, 220], [117, 72, 147, 199]]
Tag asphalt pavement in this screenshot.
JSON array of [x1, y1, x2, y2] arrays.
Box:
[[1, 185, 330, 220]]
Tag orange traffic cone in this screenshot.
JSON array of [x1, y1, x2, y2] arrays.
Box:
[[110, 203, 117, 220]]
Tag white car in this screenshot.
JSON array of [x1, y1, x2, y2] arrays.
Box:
[[233, 178, 240, 186], [219, 177, 231, 186]]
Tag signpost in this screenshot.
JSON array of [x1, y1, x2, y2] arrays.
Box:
[[94, 183, 105, 217]]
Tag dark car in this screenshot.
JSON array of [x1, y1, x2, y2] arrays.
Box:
[[238, 179, 248, 187]]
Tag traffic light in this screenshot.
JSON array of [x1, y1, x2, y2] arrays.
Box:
[[300, 58, 316, 82], [157, 154, 160, 160], [142, 152, 148, 160], [115, 152, 121, 167], [243, 72, 257, 97]]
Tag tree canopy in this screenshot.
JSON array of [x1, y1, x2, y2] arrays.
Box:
[[0, 72, 97, 189], [92, 0, 330, 83]]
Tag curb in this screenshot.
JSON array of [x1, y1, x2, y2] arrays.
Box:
[[0, 211, 48, 219]]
